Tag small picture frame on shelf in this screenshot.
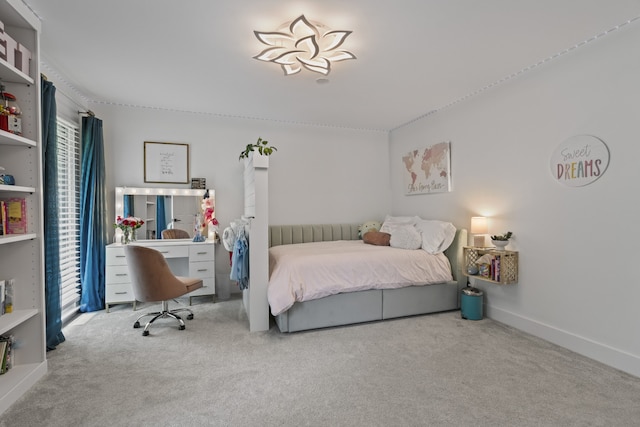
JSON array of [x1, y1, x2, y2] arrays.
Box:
[[191, 177, 206, 189]]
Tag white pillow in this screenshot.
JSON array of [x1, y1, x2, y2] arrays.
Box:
[[379, 215, 421, 234], [389, 224, 423, 250], [414, 220, 457, 254]]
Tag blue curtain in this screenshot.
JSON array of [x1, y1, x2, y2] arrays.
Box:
[[79, 116, 108, 312], [156, 195, 167, 239], [123, 194, 134, 217], [41, 78, 65, 350]]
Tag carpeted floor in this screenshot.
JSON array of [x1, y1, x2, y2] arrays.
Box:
[[1, 295, 639, 427]]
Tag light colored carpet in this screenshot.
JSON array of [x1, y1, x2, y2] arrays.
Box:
[[1, 295, 639, 427]]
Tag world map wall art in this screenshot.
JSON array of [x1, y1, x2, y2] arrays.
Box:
[[402, 141, 451, 195]]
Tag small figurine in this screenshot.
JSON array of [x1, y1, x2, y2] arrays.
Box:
[[0, 166, 15, 185]]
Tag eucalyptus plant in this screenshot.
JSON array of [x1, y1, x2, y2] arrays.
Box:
[[239, 137, 278, 160], [490, 231, 513, 241]]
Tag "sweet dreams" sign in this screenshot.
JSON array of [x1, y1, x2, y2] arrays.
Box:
[[549, 135, 609, 187]]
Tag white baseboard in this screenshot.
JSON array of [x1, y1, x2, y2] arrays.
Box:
[[66, 311, 98, 327], [486, 305, 640, 378]]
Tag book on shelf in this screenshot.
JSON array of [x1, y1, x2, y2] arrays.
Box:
[[0, 340, 6, 374], [2, 197, 26, 234], [0, 280, 4, 315], [0, 335, 12, 374], [0, 200, 5, 235], [4, 279, 13, 314]]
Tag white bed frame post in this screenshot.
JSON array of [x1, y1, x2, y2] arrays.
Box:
[[243, 152, 270, 332]]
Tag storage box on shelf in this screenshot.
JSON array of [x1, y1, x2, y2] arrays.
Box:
[[0, 0, 45, 416], [463, 246, 519, 285], [0, 4, 34, 82]]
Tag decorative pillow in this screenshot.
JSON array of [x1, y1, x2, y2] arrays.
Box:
[[379, 215, 421, 234], [414, 219, 457, 254], [389, 225, 422, 250], [358, 220, 382, 238], [362, 231, 391, 246]]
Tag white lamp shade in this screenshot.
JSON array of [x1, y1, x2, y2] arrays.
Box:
[[471, 216, 488, 247], [470, 217, 488, 234]]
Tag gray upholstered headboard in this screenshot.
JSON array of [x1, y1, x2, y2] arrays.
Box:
[[268, 224, 468, 286], [269, 224, 360, 247]]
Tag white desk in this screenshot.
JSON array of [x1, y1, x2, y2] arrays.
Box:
[[105, 239, 215, 312]]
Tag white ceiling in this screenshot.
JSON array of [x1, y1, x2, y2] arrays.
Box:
[[22, 0, 640, 132]]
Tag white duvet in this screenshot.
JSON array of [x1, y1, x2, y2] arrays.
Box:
[[268, 240, 453, 316]]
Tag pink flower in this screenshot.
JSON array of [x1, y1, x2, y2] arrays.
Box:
[[201, 196, 218, 227]]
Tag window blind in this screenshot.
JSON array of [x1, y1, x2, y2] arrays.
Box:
[[56, 117, 81, 325]]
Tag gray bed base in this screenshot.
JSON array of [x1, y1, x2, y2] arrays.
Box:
[[268, 224, 468, 333]]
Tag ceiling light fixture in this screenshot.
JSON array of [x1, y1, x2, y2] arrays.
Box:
[[253, 15, 356, 76]]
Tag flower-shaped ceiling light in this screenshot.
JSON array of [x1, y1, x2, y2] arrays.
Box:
[[253, 15, 356, 76]]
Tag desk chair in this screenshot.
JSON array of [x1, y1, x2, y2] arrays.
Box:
[[161, 228, 190, 239], [124, 245, 203, 336]]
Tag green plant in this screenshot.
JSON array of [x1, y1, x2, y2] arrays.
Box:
[[239, 137, 278, 160], [490, 231, 513, 241]]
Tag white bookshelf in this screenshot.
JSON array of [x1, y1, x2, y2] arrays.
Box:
[[0, 0, 46, 415]]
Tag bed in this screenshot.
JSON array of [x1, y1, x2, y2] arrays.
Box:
[[268, 224, 467, 332]]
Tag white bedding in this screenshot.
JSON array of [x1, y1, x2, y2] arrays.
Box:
[[268, 240, 453, 316]]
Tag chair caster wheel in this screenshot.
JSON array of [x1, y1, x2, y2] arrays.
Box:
[[134, 321, 140, 328], [179, 325, 186, 330], [142, 330, 149, 336], [187, 314, 194, 320]]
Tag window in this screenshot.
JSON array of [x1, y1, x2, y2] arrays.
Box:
[[57, 117, 81, 325]]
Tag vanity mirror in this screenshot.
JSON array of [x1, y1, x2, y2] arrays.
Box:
[[115, 187, 214, 239]]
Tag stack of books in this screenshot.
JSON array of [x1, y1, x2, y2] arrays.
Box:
[[0, 197, 26, 235]]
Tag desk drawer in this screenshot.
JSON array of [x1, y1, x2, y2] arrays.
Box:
[[106, 265, 131, 284], [189, 245, 214, 262], [107, 244, 188, 262], [189, 261, 215, 279], [106, 283, 135, 303], [152, 245, 189, 258], [106, 248, 127, 265]]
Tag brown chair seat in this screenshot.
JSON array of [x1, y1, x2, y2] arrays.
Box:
[[124, 245, 203, 336], [161, 228, 190, 239]]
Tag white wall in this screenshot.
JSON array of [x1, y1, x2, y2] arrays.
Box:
[[389, 23, 640, 376], [93, 104, 390, 296]]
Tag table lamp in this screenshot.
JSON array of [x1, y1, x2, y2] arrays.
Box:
[[471, 216, 488, 247]]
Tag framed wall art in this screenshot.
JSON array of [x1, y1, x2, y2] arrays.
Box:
[[144, 141, 190, 184], [402, 141, 451, 195]]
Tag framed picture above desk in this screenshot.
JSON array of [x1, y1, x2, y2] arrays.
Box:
[[144, 141, 190, 184]]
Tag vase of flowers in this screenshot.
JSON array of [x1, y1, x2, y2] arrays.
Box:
[[201, 195, 219, 241], [114, 216, 144, 244]]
